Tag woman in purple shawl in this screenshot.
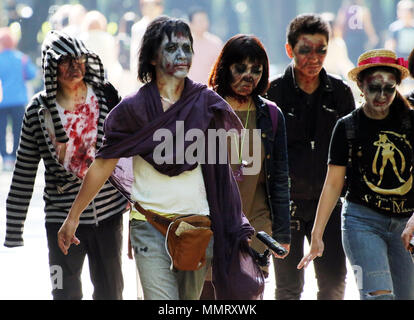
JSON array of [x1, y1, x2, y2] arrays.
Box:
[[58, 16, 264, 300]]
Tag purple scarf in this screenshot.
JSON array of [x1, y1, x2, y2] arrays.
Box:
[[96, 78, 264, 299]]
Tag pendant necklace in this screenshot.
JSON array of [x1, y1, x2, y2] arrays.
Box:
[[233, 99, 252, 182]]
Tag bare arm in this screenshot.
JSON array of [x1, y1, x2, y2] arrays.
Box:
[[297, 164, 346, 269], [57, 157, 119, 255]]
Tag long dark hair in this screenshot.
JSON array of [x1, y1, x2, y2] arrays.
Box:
[[137, 16, 193, 83], [208, 34, 270, 98]]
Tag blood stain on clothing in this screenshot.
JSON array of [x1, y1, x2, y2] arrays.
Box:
[[62, 93, 99, 178]]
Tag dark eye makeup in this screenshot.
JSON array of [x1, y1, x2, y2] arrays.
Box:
[[182, 44, 192, 53], [367, 84, 396, 95], [252, 67, 263, 74], [59, 55, 87, 66], [235, 64, 247, 74], [165, 44, 177, 52], [297, 46, 327, 55], [298, 47, 311, 55], [234, 64, 263, 74], [165, 42, 192, 54]]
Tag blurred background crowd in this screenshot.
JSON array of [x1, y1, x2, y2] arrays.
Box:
[[3, 0, 414, 94], [1, 0, 414, 169]]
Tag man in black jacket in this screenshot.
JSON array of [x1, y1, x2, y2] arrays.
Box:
[[266, 14, 355, 300]]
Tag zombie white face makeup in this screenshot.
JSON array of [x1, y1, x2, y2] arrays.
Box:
[[229, 59, 263, 97], [360, 70, 397, 119], [155, 32, 193, 79]]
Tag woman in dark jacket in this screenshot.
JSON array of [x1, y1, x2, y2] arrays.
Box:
[[209, 34, 291, 272]]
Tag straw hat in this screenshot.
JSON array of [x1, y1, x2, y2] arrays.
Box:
[[348, 49, 409, 82]]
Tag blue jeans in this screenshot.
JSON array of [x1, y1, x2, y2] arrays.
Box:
[[0, 105, 25, 159], [342, 201, 414, 300], [129, 219, 213, 300]]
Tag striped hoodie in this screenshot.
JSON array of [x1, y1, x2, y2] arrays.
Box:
[[4, 30, 127, 247]]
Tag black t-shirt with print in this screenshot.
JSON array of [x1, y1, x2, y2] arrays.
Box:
[[329, 106, 414, 217]]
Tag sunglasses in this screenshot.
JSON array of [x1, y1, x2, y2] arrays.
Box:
[[59, 55, 87, 67]]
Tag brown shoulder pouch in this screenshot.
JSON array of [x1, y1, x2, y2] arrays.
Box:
[[133, 202, 213, 271]]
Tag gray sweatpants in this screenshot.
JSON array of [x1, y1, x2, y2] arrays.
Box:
[[129, 219, 213, 300]]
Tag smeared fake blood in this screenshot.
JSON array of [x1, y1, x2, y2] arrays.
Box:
[[63, 94, 99, 178]]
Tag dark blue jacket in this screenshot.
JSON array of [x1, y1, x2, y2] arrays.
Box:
[[254, 95, 290, 244]]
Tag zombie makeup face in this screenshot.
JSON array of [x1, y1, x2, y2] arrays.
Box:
[[290, 34, 328, 78], [229, 59, 263, 98], [360, 70, 397, 118], [57, 55, 86, 86], [155, 32, 193, 79]]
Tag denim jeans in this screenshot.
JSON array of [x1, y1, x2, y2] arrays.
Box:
[[0, 105, 25, 159], [342, 201, 414, 300], [130, 219, 213, 300]]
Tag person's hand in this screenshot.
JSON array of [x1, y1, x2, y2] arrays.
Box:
[[57, 218, 80, 255], [297, 238, 324, 269], [272, 243, 290, 259], [401, 216, 414, 251]]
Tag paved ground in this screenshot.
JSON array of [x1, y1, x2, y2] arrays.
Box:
[[0, 165, 359, 300]]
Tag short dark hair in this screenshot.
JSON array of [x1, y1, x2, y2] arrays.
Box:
[[287, 13, 330, 48], [357, 66, 403, 85], [208, 34, 270, 97], [137, 15, 193, 83], [409, 48, 414, 78]]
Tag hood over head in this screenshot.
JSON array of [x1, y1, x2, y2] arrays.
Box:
[[40, 30, 108, 145], [41, 30, 105, 103]]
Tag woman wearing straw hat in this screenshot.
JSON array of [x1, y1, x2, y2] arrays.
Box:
[[298, 49, 414, 300]]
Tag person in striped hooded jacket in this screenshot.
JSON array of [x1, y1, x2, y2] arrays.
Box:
[[4, 30, 128, 300]]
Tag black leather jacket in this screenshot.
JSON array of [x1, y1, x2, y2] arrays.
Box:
[[253, 95, 290, 244], [265, 64, 355, 200]]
